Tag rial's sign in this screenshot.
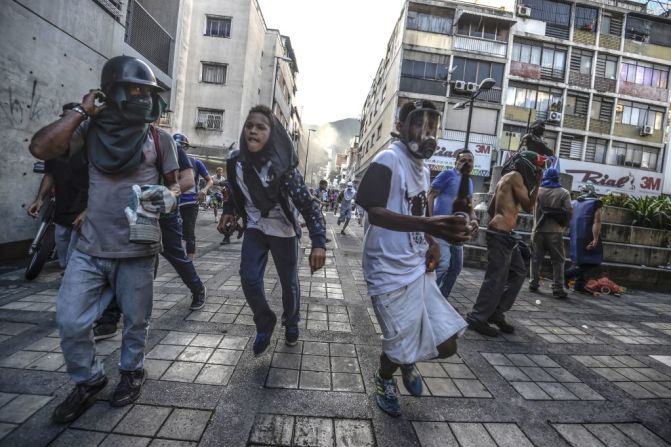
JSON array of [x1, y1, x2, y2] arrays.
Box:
[[562, 160, 664, 197], [427, 139, 493, 177]]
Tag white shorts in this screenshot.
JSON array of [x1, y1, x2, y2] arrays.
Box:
[[371, 272, 467, 365]]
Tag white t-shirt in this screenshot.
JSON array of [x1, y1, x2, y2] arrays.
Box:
[[236, 162, 296, 238], [356, 141, 430, 296]]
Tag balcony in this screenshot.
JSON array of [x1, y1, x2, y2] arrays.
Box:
[[504, 106, 536, 123], [509, 61, 541, 80], [599, 34, 621, 50], [613, 123, 664, 144], [589, 119, 611, 134], [573, 29, 596, 46], [399, 76, 447, 97], [619, 81, 669, 103], [450, 86, 502, 103], [623, 40, 671, 61], [125, 0, 174, 76], [594, 77, 616, 93], [403, 29, 452, 51], [564, 115, 587, 130], [453, 35, 507, 58], [568, 70, 591, 88]]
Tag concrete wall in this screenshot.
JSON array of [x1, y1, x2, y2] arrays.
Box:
[[0, 0, 126, 253]]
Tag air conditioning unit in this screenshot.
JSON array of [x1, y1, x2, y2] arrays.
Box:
[[454, 80, 467, 91], [640, 125, 654, 136], [466, 82, 478, 93], [517, 5, 531, 17], [195, 121, 205, 128], [548, 111, 562, 123]]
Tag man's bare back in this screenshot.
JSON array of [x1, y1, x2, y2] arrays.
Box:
[[488, 171, 540, 232]]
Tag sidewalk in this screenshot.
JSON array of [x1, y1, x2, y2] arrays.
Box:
[[0, 211, 669, 446]]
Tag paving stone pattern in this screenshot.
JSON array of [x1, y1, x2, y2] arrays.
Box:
[[0, 215, 670, 446]]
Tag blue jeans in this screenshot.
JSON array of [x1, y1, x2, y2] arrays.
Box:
[[240, 228, 300, 332], [54, 224, 78, 269], [159, 212, 204, 295], [435, 239, 463, 299], [57, 249, 155, 384]]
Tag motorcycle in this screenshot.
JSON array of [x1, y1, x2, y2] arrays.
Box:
[[25, 162, 56, 280]]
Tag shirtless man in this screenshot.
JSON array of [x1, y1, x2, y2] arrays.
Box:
[[466, 151, 544, 337]]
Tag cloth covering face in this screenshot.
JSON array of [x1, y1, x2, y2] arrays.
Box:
[[502, 151, 540, 196], [238, 116, 297, 216], [540, 167, 562, 189]]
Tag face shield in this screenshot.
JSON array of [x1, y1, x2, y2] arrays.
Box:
[[402, 107, 441, 159]]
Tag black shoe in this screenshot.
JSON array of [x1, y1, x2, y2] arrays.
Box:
[[468, 320, 499, 337], [253, 314, 277, 356], [93, 322, 118, 341], [52, 375, 108, 423], [220, 236, 230, 245], [111, 369, 145, 407], [190, 286, 207, 311], [340, 230, 346, 235], [488, 316, 515, 334], [285, 326, 299, 346], [528, 284, 539, 292], [552, 290, 569, 300]]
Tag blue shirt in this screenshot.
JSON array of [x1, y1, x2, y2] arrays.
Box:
[[431, 168, 473, 216], [180, 157, 209, 205]]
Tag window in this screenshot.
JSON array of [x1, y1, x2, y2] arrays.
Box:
[[570, 49, 593, 75], [625, 16, 671, 46], [456, 17, 508, 42], [585, 138, 608, 163], [401, 59, 448, 81], [205, 16, 231, 38], [575, 6, 597, 31], [524, 0, 571, 27], [606, 142, 659, 169], [201, 62, 227, 84], [407, 10, 453, 34], [590, 97, 614, 121], [565, 93, 589, 117], [615, 101, 665, 129], [196, 108, 224, 130], [451, 57, 505, 85], [595, 54, 618, 80], [620, 60, 669, 89], [506, 83, 562, 112], [512, 40, 567, 79]]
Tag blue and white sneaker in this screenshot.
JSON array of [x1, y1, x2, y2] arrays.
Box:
[[374, 370, 401, 417], [253, 314, 276, 356], [401, 364, 423, 396]]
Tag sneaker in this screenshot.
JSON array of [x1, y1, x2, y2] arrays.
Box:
[[190, 286, 207, 311], [552, 290, 569, 300], [400, 364, 423, 396], [93, 322, 118, 341], [253, 314, 277, 356], [488, 316, 515, 334], [285, 326, 299, 346], [52, 375, 108, 423], [468, 319, 500, 337], [110, 369, 145, 407], [528, 284, 539, 292], [373, 370, 401, 417], [340, 229, 346, 235], [220, 236, 230, 245]]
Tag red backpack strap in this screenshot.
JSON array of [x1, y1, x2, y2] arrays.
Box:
[[149, 124, 164, 183]]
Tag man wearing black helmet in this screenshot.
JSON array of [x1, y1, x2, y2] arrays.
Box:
[[30, 56, 180, 423]]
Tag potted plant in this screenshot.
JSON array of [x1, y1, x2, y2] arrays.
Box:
[[601, 192, 634, 225]]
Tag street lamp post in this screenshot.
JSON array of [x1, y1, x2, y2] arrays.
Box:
[[453, 78, 496, 152], [270, 55, 294, 113], [303, 128, 316, 178]]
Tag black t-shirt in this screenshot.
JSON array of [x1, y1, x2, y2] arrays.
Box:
[[44, 151, 89, 226]]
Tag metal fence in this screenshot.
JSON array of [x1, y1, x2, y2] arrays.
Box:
[[125, 0, 173, 75], [93, 0, 123, 21]]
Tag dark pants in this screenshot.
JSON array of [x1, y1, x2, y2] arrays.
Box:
[[565, 263, 598, 290], [468, 230, 527, 324], [529, 232, 565, 292], [99, 212, 204, 325], [240, 228, 300, 333], [180, 203, 199, 254]]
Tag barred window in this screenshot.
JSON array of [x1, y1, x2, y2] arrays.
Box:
[[201, 62, 227, 84], [196, 108, 224, 131], [205, 16, 231, 38]]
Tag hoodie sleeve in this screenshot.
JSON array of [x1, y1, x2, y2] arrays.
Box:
[[283, 168, 326, 249]]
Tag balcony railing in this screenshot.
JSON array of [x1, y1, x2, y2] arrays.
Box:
[[125, 0, 174, 76], [399, 77, 447, 97], [453, 35, 507, 58]]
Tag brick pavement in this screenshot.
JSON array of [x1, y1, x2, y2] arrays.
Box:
[[0, 211, 670, 446]]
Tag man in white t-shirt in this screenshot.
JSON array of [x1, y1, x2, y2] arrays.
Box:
[[356, 100, 471, 417]]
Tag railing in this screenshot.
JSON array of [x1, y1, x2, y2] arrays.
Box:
[[93, 0, 123, 21], [453, 35, 507, 58], [399, 77, 447, 97], [125, 0, 174, 76], [450, 87, 502, 103]]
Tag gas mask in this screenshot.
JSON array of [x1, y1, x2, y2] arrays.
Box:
[[399, 103, 441, 159]]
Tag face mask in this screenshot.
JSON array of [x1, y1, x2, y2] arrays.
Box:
[[122, 95, 155, 123]]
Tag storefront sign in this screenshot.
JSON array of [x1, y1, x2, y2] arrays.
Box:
[[427, 139, 493, 177], [562, 159, 664, 197]]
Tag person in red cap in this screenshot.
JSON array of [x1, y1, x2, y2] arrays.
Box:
[[466, 151, 544, 337]]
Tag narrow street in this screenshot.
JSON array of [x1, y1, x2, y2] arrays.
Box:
[[0, 212, 670, 446]]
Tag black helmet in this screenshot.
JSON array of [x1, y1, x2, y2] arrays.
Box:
[[100, 56, 162, 93]]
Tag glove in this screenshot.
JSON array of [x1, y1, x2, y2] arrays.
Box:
[[124, 185, 163, 244], [138, 184, 177, 215]]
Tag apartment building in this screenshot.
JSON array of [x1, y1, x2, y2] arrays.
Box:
[[1, 0, 183, 257], [169, 0, 303, 168], [356, 0, 671, 196]]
